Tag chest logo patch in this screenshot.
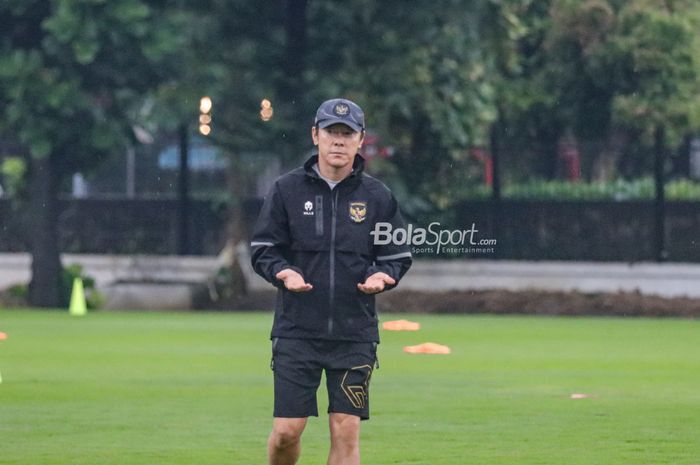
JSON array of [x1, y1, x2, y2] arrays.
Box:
[[303, 200, 314, 216], [349, 201, 367, 223]]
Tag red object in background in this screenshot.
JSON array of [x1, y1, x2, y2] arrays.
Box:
[[470, 147, 493, 186], [361, 133, 380, 158], [360, 132, 394, 160], [559, 142, 581, 181]]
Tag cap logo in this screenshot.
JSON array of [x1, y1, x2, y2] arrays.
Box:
[[333, 103, 349, 116]]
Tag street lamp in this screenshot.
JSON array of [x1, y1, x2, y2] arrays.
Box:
[[260, 98, 273, 121], [199, 96, 212, 135]]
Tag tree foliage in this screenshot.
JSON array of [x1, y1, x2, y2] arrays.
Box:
[[3, 0, 700, 304], [499, 0, 700, 180], [0, 0, 183, 166], [0, 0, 183, 306]]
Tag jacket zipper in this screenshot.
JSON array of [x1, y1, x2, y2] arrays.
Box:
[[328, 189, 339, 335], [315, 195, 324, 236]]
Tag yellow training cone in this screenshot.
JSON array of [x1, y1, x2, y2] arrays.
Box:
[[69, 277, 87, 316], [0, 332, 5, 383]]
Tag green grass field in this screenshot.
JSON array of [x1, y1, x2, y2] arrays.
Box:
[[1, 309, 699, 465]]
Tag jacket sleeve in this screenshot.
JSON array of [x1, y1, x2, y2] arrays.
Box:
[[364, 194, 412, 292], [250, 182, 302, 289]]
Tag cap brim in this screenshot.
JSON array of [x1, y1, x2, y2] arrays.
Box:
[[317, 118, 362, 132]]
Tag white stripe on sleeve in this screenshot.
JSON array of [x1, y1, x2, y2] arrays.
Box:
[[250, 241, 275, 247], [376, 251, 413, 261]]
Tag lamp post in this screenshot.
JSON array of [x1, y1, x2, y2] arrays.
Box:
[[177, 96, 212, 255], [177, 122, 190, 255]]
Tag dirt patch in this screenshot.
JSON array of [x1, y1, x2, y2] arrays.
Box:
[[214, 288, 700, 318], [5, 286, 699, 318], [377, 289, 700, 318]]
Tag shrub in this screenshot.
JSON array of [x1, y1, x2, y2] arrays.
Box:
[[464, 177, 700, 201], [60, 264, 104, 310]]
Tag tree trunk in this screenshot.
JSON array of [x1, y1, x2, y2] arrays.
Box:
[[28, 153, 63, 307], [278, 0, 308, 161], [283, 0, 307, 94], [223, 156, 250, 298], [536, 124, 561, 180], [591, 129, 626, 182]]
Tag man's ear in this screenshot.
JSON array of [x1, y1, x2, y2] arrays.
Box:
[[311, 126, 319, 146]]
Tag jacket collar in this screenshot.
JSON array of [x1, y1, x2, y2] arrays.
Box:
[[303, 154, 365, 185]]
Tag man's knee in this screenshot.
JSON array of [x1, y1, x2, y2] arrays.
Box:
[[270, 418, 306, 449], [329, 413, 360, 447]]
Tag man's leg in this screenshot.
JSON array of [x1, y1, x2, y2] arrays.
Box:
[[327, 413, 361, 465], [268, 417, 308, 465], [324, 342, 376, 465], [270, 338, 323, 464]]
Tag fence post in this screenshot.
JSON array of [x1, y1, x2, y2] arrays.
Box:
[[653, 125, 667, 262], [490, 121, 502, 259], [177, 123, 191, 255]]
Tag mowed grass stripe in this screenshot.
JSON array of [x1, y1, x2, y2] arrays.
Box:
[[0, 310, 698, 464]]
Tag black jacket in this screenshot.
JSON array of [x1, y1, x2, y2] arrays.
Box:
[[250, 154, 412, 342]]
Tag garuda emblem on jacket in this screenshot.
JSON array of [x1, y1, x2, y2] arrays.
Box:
[[349, 201, 367, 223]]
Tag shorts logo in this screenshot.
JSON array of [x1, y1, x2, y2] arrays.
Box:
[[349, 201, 367, 223], [303, 200, 314, 216], [334, 103, 349, 116], [341, 365, 372, 409]]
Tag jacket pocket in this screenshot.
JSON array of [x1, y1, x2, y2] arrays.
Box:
[[270, 337, 280, 371], [357, 292, 376, 321]]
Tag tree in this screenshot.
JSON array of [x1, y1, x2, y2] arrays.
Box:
[[293, 0, 521, 214], [185, 1, 523, 222], [0, 0, 183, 306], [498, 0, 700, 181]]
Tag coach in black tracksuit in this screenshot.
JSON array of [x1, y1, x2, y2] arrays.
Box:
[[250, 98, 411, 465]]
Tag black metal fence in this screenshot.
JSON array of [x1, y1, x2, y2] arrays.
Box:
[[0, 198, 232, 255], [2, 197, 700, 261], [452, 200, 700, 262]]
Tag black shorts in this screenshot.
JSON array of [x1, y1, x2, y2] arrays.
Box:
[[271, 337, 378, 421]]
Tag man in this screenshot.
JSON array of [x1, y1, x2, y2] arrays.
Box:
[[250, 98, 412, 465]]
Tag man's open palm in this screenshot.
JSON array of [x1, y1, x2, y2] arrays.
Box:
[[357, 272, 395, 294], [276, 269, 313, 292]]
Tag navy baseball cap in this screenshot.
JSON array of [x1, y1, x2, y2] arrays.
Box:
[[314, 98, 365, 132]]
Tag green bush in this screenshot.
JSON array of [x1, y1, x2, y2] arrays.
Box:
[[0, 156, 27, 198], [0, 265, 103, 309], [60, 264, 104, 310], [464, 177, 700, 201]]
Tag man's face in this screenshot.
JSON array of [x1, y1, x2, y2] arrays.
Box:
[[312, 123, 364, 171]]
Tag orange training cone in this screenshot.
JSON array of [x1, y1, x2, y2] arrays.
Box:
[[403, 342, 451, 354], [382, 319, 421, 331]]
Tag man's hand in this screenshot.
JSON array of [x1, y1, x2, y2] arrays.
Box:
[[357, 272, 396, 294], [276, 268, 313, 292]]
